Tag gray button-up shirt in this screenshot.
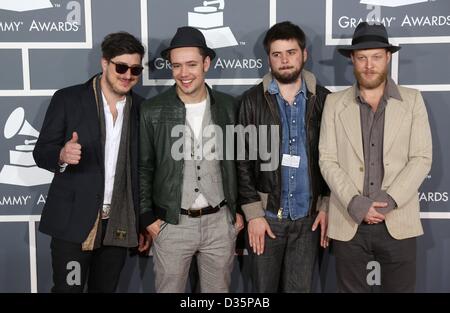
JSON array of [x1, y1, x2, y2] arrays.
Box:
[[347, 78, 401, 224]]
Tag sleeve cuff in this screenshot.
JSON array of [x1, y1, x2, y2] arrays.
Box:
[[241, 201, 266, 222], [372, 190, 397, 215], [58, 162, 68, 173], [316, 196, 330, 213], [139, 210, 156, 233], [347, 195, 372, 224]]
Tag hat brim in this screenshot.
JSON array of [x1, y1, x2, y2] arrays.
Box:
[[337, 41, 401, 58], [161, 44, 216, 61]]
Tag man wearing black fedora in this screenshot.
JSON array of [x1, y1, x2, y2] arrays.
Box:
[[139, 26, 244, 292], [319, 22, 432, 292]]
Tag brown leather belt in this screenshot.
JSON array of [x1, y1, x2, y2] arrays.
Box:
[[180, 200, 227, 218]]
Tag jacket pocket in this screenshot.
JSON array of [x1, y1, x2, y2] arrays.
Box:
[[155, 221, 169, 242]]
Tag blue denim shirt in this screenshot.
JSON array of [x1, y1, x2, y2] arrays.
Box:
[[266, 78, 311, 220]]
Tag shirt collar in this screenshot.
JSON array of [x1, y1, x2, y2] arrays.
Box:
[[355, 78, 403, 104], [268, 76, 308, 102], [101, 91, 126, 110]]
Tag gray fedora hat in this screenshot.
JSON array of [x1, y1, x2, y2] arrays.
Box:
[[161, 26, 216, 60], [337, 22, 401, 58]]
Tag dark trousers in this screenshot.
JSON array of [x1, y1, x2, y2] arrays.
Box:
[[249, 214, 319, 293], [50, 220, 127, 293], [334, 222, 416, 293]]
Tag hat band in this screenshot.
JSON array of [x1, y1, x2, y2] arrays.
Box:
[[352, 35, 389, 45]]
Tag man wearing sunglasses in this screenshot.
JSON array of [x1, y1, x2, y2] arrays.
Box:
[[34, 32, 147, 292]]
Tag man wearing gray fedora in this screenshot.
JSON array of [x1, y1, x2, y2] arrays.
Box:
[[139, 26, 244, 292], [319, 22, 432, 292]]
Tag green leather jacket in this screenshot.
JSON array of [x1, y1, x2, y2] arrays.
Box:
[[139, 84, 238, 230]]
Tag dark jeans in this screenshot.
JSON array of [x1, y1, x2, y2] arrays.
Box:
[[248, 214, 319, 293], [334, 222, 416, 293], [50, 220, 127, 293]]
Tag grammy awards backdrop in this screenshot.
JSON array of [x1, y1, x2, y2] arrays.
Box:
[[0, 0, 449, 292]]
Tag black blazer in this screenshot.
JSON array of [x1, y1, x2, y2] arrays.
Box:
[[34, 75, 143, 244]]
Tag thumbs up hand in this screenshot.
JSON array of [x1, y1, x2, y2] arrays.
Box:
[[59, 131, 82, 165], [69, 131, 78, 144]]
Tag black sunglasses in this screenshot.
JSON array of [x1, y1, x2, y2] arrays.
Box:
[[110, 60, 143, 76]]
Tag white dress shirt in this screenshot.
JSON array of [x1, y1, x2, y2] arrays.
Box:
[[102, 92, 126, 205]]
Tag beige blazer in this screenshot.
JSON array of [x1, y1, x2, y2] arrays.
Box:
[[319, 84, 432, 241]]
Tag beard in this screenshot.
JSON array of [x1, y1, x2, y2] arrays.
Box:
[[354, 67, 388, 90], [104, 71, 134, 97], [271, 65, 302, 84]]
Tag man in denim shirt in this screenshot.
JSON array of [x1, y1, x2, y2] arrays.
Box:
[[237, 21, 330, 292], [267, 78, 310, 221]]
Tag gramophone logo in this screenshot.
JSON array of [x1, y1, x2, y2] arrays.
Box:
[[360, 0, 428, 7], [0, 0, 53, 12], [0, 107, 53, 186], [188, 0, 238, 49]]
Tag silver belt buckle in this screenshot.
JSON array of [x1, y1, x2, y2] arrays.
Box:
[[101, 204, 111, 219]]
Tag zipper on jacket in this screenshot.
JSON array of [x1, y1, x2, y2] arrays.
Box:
[[176, 104, 186, 223], [264, 91, 283, 214], [306, 93, 316, 216]]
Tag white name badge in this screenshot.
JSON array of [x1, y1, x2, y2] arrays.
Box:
[[281, 154, 300, 168]]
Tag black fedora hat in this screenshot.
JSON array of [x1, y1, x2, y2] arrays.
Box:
[[161, 26, 216, 60], [337, 22, 401, 58]]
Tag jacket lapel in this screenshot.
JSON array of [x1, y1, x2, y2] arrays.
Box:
[[81, 78, 103, 174], [383, 97, 406, 157], [339, 89, 364, 163]]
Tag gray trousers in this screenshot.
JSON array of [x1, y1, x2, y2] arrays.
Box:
[[152, 207, 237, 293]]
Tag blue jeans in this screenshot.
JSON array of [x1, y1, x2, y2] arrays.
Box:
[[248, 213, 319, 292]]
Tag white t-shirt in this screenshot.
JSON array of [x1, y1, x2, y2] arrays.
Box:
[[185, 99, 207, 140]]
